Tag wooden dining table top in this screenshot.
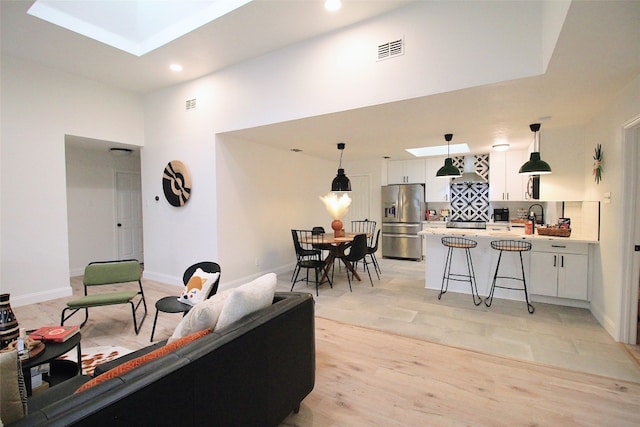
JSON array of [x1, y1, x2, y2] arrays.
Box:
[[308, 232, 365, 244]]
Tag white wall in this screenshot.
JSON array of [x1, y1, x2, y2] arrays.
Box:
[[215, 135, 334, 287], [0, 56, 144, 306], [212, 1, 545, 134], [584, 74, 640, 339], [141, 78, 220, 287], [140, 1, 548, 287], [65, 144, 141, 276], [539, 126, 586, 201]]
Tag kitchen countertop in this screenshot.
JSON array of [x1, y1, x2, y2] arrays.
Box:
[[419, 227, 599, 244]]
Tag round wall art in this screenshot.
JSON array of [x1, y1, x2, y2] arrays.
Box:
[[162, 160, 191, 207]]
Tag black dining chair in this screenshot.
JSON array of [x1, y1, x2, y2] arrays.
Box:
[[338, 233, 373, 291], [366, 229, 382, 279], [290, 229, 321, 284], [291, 229, 332, 296], [312, 226, 333, 259], [351, 219, 377, 247]]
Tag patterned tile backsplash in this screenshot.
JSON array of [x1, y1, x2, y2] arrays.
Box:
[[450, 154, 490, 221]]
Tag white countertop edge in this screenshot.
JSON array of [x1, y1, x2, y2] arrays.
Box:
[[418, 228, 599, 244]]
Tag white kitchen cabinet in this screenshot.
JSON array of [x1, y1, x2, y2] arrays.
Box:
[[489, 150, 526, 201], [388, 159, 425, 184], [424, 157, 451, 202], [530, 242, 589, 300]]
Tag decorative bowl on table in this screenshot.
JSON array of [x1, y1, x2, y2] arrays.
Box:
[[0, 336, 45, 358]]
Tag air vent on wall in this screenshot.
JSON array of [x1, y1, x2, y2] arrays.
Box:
[[185, 98, 196, 111], [377, 37, 404, 61]]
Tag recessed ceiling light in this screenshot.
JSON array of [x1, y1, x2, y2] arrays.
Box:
[[492, 139, 510, 151], [406, 143, 470, 158], [170, 64, 183, 72], [324, 0, 342, 12]]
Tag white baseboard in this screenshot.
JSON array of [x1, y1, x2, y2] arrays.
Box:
[[10, 287, 73, 308], [589, 300, 618, 340], [142, 263, 295, 293]]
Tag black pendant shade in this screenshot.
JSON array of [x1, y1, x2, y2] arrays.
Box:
[[519, 123, 552, 175], [436, 133, 462, 178], [331, 143, 351, 192]]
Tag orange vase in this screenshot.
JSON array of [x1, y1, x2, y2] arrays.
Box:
[[331, 219, 345, 237]]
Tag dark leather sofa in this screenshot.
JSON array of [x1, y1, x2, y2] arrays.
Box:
[[11, 292, 315, 427]]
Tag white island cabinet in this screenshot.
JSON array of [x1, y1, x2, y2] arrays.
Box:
[[419, 227, 597, 308], [530, 241, 588, 300]]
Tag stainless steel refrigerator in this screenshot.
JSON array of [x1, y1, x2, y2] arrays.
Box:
[[381, 184, 424, 260]]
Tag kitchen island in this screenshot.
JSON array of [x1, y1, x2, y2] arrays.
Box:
[[419, 225, 599, 308]]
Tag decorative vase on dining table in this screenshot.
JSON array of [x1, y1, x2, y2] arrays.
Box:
[[0, 293, 19, 349], [332, 219, 345, 238]]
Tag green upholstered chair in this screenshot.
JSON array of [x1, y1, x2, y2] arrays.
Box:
[[61, 260, 147, 334]]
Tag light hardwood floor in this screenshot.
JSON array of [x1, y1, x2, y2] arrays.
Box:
[[11, 258, 640, 425], [282, 317, 640, 426]]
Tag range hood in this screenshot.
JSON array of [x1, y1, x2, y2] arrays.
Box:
[[452, 156, 485, 183]]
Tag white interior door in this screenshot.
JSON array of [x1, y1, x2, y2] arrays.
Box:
[[343, 174, 371, 227], [116, 172, 144, 262]]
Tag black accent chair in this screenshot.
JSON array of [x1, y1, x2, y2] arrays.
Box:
[[291, 229, 332, 296], [338, 233, 373, 291], [149, 261, 221, 341]]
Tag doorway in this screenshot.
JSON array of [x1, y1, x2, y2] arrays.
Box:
[[621, 116, 640, 344], [65, 136, 143, 275], [116, 171, 144, 261]]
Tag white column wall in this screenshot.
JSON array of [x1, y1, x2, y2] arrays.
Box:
[[584, 74, 640, 339], [1, 57, 144, 306]]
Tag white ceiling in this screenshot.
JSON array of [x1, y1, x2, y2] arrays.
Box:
[[3, 1, 640, 161]]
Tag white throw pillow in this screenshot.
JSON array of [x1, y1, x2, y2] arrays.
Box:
[[168, 288, 231, 343], [214, 273, 277, 331], [177, 269, 220, 306]]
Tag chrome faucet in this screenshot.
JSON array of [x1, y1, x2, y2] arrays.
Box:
[[528, 203, 544, 225]]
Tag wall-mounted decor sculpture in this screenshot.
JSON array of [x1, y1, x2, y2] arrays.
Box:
[[593, 144, 603, 184], [163, 160, 191, 206]]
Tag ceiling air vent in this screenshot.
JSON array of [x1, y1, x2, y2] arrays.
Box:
[[377, 37, 404, 61], [185, 98, 196, 111]]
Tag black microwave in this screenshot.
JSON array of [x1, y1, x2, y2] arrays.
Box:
[[493, 208, 509, 222]]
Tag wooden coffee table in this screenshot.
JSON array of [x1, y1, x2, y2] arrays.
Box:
[[21, 332, 82, 396]]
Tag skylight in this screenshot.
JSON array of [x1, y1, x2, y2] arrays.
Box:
[[406, 143, 470, 158], [27, 0, 253, 56]]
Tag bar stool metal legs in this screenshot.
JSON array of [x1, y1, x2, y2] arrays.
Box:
[[439, 237, 482, 306], [485, 240, 534, 314]]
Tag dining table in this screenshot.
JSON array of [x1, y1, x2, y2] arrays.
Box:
[[310, 232, 365, 284]]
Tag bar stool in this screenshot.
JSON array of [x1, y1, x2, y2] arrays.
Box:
[[439, 237, 482, 306], [485, 240, 534, 314]]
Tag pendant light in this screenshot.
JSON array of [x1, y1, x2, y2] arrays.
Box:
[[519, 123, 552, 175], [331, 143, 351, 192], [436, 133, 462, 178]]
